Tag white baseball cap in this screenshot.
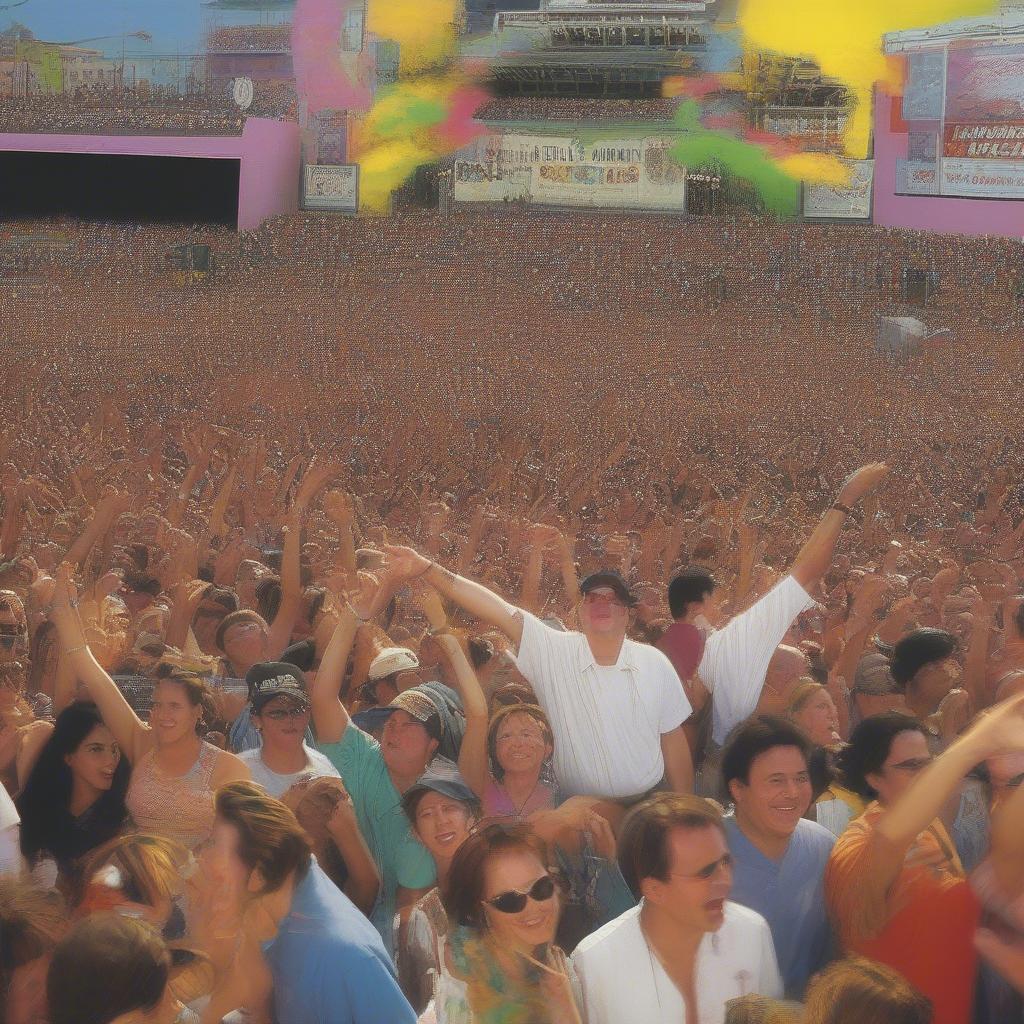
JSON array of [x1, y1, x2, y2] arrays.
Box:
[[368, 647, 420, 681]]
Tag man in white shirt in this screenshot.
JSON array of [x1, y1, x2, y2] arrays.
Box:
[[382, 549, 694, 799], [572, 793, 781, 1024], [692, 463, 889, 795]]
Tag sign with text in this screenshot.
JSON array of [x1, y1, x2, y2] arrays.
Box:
[[302, 164, 359, 212]]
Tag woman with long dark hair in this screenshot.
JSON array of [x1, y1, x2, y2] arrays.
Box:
[[16, 701, 129, 887]]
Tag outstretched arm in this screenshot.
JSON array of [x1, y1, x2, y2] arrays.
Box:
[[46, 567, 151, 764], [427, 617, 490, 801], [308, 606, 360, 744], [790, 463, 889, 590], [383, 545, 525, 648]]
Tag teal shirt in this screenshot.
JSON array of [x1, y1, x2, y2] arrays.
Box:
[[318, 724, 436, 959]]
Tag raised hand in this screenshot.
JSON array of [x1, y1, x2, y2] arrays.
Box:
[[381, 543, 432, 582], [836, 462, 889, 507]]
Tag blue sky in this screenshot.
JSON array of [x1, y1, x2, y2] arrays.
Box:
[[0, 0, 289, 58]]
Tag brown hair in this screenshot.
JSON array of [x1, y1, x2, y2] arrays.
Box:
[[617, 793, 725, 897], [803, 957, 932, 1024], [215, 609, 266, 654], [74, 833, 189, 912], [215, 781, 312, 894], [442, 820, 550, 929], [486, 704, 553, 779], [0, 878, 67, 977], [47, 915, 169, 1024], [152, 669, 217, 732]]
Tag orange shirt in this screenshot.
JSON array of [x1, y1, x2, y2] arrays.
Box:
[[824, 802, 980, 1024]]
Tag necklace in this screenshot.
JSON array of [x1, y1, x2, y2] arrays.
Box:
[[499, 776, 541, 818]]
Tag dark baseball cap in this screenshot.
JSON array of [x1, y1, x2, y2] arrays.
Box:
[[580, 569, 637, 607], [402, 757, 479, 821], [245, 661, 311, 713]]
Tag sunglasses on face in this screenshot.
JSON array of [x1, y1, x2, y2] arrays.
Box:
[[484, 873, 556, 914], [262, 705, 308, 721], [583, 591, 625, 607]]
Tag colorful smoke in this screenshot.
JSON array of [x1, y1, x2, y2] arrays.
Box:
[[736, 0, 999, 158]]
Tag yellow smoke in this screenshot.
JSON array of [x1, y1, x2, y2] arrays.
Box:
[[355, 0, 468, 211], [738, 0, 998, 159], [366, 0, 458, 74]]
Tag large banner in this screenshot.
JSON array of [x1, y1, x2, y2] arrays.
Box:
[[897, 41, 1024, 200], [802, 160, 873, 219], [454, 133, 686, 210], [302, 164, 359, 212]]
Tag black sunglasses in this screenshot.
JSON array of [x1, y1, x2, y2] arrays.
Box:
[[484, 874, 556, 915]]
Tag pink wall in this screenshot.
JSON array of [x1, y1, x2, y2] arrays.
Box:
[[0, 117, 301, 230], [873, 90, 1024, 238]]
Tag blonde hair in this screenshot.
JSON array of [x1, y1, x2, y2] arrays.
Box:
[[76, 833, 189, 910], [786, 678, 827, 717], [803, 957, 932, 1024]]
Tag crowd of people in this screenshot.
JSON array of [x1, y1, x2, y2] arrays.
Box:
[[1, 204, 1024, 1023], [204, 25, 293, 53], [0, 78, 298, 136]]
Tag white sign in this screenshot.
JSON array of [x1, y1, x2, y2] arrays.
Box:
[[897, 159, 940, 196], [802, 160, 874, 219], [302, 164, 359, 212], [454, 133, 686, 210], [940, 157, 1024, 199], [232, 76, 254, 111]]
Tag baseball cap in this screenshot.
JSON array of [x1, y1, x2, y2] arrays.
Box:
[[852, 653, 899, 696], [245, 661, 311, 713], [383, 687, 442, 740], [402, 757, 479, 820], [579, 569, 637, 607], [368, 647, 419, 681]]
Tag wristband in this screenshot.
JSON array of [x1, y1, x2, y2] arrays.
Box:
[[415, 560, 436, 578], [831, 502, 857, 518], [64, 644, 88, 656]]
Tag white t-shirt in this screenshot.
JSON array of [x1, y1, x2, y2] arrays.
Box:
[[572, 902, 782, 1024], [0, 784, 21, 877], [514, 612, 691, 798], [238, 742, 340, 798], [698, 575, 816, 745]]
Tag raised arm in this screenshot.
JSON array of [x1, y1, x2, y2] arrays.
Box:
[[858, 694, 1024, 932], [418, 589, 489, 800], [46, 568, 151, 763], [308, 605, 360, 744], [790, 463, 889, 590], [383, 545, 524, 648], [265, 508, 302, 657]]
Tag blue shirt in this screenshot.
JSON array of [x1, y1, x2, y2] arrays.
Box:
[[723, 814, 835, 998], [262, 860, 416, 1024]]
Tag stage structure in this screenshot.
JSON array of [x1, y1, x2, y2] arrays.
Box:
[[0, 118, 300, 229]]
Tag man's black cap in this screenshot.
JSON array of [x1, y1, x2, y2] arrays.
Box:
[[579, 569, 638, 608]]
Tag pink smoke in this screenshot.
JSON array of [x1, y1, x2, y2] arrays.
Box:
[[292, 0, 374, 116]]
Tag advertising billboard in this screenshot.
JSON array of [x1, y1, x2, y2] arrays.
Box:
[[899, 41, 1024, 200], [454, 133, 686, 211], [302, 164, 359, 212]]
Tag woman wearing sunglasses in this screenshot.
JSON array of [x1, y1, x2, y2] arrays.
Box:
[[825, 695, 1024, 1024], [419, 820, 582, 1024]]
